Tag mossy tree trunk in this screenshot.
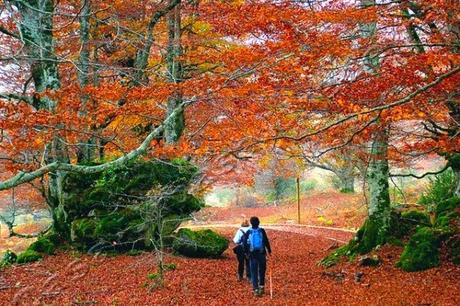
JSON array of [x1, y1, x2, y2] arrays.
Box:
[[357, 129, 392, 253], [11, 0, 71, 238]]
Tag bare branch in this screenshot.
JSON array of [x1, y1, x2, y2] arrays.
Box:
[[390, 163, 450, 179]]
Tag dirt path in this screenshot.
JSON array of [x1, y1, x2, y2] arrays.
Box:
[[181, 223, 355, 243]]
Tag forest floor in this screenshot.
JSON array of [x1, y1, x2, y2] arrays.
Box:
[[194, 191, 368, 229], [1, 226, 459, 306]]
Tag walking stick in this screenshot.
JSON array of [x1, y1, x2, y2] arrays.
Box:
[[269, 258, 273, 299]]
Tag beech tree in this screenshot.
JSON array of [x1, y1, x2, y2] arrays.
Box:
[[0, 0, 459, 253]]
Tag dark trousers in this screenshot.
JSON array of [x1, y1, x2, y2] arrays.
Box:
[[249, 252, 267, 290], [236, 249, 251, 279]]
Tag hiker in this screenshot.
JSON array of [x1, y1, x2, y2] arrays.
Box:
[[242, 216, 272, 297], [232, 220, 251, 282]]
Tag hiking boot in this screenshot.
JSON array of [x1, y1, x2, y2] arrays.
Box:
[[253, 288, 262, 297], [259, 286, 265, 295]]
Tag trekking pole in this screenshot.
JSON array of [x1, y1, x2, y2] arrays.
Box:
[[269, 258, 273, 299]]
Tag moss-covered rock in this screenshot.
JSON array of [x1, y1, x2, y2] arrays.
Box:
[[56, 159, 203, 251], [319, 243, 355, 267], [401, 210, 431, 225], [0, 250, 17, 267], [16, 249, 42, 264], [172, 229, 229, 258], [397, 227, 441, 272], [28, 237, 56, 255]]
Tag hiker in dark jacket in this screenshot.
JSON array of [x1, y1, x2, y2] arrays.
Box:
[[232, 220, 251, 281], [242, 216, 272, 296]]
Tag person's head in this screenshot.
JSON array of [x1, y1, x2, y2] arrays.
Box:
[[241, 219, 249, 227], [250, 216, 260, 228]]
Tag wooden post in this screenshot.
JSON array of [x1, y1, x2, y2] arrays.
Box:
[[296, 176, 300, 224]]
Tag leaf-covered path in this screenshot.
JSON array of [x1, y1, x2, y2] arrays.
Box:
[[1, 228, 459, 305]]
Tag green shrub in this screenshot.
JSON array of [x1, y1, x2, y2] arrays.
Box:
[[419, 169, 456, 212], [433, 197, 459, 230], [1, 250, 17, 267], [172, 229, 229, 258], [16, 250, 42, 264], [28, 237, 56, 255], [435, 196, 460, 217], [397, 227, 441, 272]]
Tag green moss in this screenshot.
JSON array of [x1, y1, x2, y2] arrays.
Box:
[[172, 229, 229, 258], [319, 243, 354, 267], [387, 237, 404, 247], [43, 232, 62, 245], [28, 237, 55, 255], [401, 210, 430, 225], [70, 218, 97, 245], [397, 227, 441, 272], [354, 218, 388, 254], [1, 250, 17, 267], [95, 213, 129, 240], [17, 250, 42, 264], [53, 158, 203, 253]]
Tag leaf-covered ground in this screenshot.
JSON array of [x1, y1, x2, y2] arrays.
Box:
[[194, 191, 367, 229], [1, 227, 459, 305]]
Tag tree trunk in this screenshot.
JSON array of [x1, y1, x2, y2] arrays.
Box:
[[76, 0, 98, 163], [164, 3, 184, 144], [337, 171, 355, 193], [356, 129, 391, 253], [13, 0, 71, 237], [448, 153, 460, 196]]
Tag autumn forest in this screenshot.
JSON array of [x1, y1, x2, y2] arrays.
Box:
[[0, 0, 459, 305]]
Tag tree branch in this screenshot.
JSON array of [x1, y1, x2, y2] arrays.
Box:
[[390, 163, 449, 179], [0, 92, 34, 106], [0, 24, 20, 39]]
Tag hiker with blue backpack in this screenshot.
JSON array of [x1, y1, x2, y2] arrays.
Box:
[[232, 220, 251, 282], [242, 216, 272, 297]]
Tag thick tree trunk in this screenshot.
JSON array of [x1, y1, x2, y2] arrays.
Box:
[[13, 0, 71, 237], [356, 129, 391, 253]]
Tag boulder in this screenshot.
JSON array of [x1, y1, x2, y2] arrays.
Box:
[[172, 229, 229, 258]]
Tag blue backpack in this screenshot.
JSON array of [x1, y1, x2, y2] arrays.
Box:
[[248, 228, 264, 252]]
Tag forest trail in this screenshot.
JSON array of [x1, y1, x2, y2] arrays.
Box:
[[1, 228, 459, 305], [182, 223, 355, 243]]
